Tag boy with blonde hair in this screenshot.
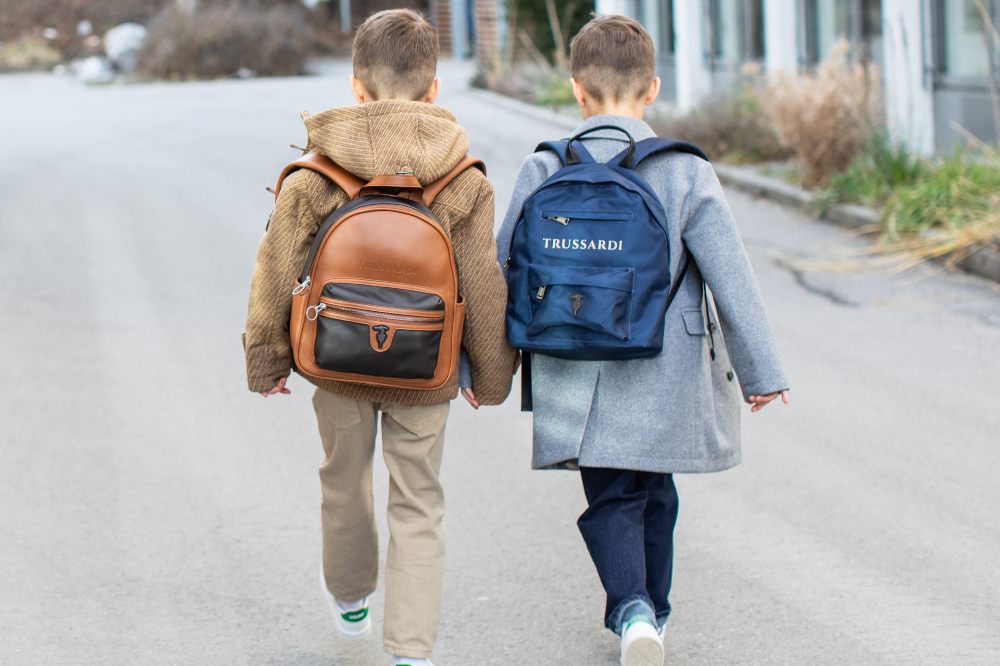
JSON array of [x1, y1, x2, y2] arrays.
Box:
[[244, 9, 515, 666], [497, 15, 790, 666]]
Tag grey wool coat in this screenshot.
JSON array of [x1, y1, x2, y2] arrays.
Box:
[[496, 115, 789, 473]]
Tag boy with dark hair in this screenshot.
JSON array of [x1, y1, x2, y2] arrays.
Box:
[[244, 9, 515, 666], [497, 14, 790, 666]]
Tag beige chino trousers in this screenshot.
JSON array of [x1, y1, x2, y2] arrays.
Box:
[[313, 388, 449, 659]]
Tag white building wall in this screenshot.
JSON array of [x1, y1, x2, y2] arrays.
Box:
[[675, 0, 713, 112], [639, 0, 662, 56], [881, 0, 936, 154], [450, 0, 470, 58], [764, 0, 800, 74], [595, 0, 635, 15]]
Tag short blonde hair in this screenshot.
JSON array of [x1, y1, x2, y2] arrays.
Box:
[[570, 15, 655, 104], [352, 9, 439, 101]]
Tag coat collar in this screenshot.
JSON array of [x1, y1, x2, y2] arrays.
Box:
[[569, 114, 657, 142]]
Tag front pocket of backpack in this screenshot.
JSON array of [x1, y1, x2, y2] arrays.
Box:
[[311, 286, 445, 379], [526, 264, 635, 340]]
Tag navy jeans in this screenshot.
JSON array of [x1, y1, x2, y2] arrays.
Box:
[[577, 467, 679, 634]]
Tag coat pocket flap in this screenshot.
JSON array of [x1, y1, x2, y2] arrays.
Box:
[[681, 309, 706, 335]]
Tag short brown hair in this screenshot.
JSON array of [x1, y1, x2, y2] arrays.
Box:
[[570, 14, 655, 104], [352, 9, 439, 101]]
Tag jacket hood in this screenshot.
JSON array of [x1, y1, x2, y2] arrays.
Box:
[[303, 99, 469, 184]]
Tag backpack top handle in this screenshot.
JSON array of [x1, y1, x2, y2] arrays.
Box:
[[610, 138, 710, 169], [565, 125, 636, 167], [359, 173, 425, 202]]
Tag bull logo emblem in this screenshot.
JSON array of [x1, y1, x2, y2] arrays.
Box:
[[373, 325, 389, 349]]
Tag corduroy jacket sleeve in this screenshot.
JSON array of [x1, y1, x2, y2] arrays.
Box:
[[449, 177, 517, 405], [243, 171, 343, 393]]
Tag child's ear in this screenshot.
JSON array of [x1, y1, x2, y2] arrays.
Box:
[[644, 77, 661, 106], [570, 77, 587, 109], [422, 78, 441, 104], [350, 76, 371, 103]]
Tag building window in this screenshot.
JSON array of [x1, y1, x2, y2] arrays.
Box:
[[801, 0, 882, 65], [803, 0, 852, 63], [632, 0, 674, 60], [935, 0, 997, 80], [661, 0, 676, 56], [709, 0, 765, 64]]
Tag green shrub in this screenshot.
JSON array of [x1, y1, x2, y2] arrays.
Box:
[[534, 73, 575, 107], [818, 135, 927, 210], [138, 3, 309, 80], [652, 87, 790, 164], [885, 149, 1000, 236]]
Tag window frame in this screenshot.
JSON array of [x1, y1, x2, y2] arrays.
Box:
[[706, 0, 765, 68], [931, 0, 1000, 91]]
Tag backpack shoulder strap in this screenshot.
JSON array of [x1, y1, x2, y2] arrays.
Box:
[[534, 139, 595, 167], [611, 138, 709, 169], [273, 153, 365, 201], [421, 156, 486, 207]]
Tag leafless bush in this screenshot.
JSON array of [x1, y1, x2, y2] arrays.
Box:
[[652, 86, 790, 164], [138, 3, 309, 80], [760, 45, 881, 188]]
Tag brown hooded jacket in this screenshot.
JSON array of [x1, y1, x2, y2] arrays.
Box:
[[244, 99, 516, 405]]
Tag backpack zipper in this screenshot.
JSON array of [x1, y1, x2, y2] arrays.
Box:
[[308, 301, 444, 323], [542, 211, 632, 226], [329, 304, 444, 322]]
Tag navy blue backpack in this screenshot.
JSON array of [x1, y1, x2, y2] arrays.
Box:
[[505, 125, 708, 361]]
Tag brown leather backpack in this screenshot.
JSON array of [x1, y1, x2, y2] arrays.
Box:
[[273, 153, 484, 390]]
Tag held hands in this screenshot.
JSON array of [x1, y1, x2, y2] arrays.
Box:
[[747, 390, 790, 413], [259, 376, 291, 398], [461, 388, 480, 410]]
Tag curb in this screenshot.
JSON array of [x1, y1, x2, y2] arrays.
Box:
[[466, 86, 579, 131], [714, 163, 1000, 285]]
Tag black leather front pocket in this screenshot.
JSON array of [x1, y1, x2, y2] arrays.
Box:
[[313, 304, 443, 379]]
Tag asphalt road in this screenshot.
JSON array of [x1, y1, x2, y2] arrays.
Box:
[[2, 60, 999, 665]]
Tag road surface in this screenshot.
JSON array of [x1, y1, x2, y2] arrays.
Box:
[[2, 60, 999, 665]]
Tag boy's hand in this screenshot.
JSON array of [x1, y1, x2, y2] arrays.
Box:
[[747, 390, 789, 413], [461, 388, 480, 410], [259, 376, 291, 398]]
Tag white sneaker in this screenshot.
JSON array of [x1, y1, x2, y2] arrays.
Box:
[[320, 566, 371, 639], [390, 658, 434, 666], [620, 617, 664, 666]]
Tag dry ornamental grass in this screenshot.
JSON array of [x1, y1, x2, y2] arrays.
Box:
[[760, 45, 881, 188]]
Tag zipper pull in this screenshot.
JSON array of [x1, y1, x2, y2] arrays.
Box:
[[291, 276, 311, 295], [536, 286, 547, 299], [305, 302, 326, 321], [545, 215, 570, 226]]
